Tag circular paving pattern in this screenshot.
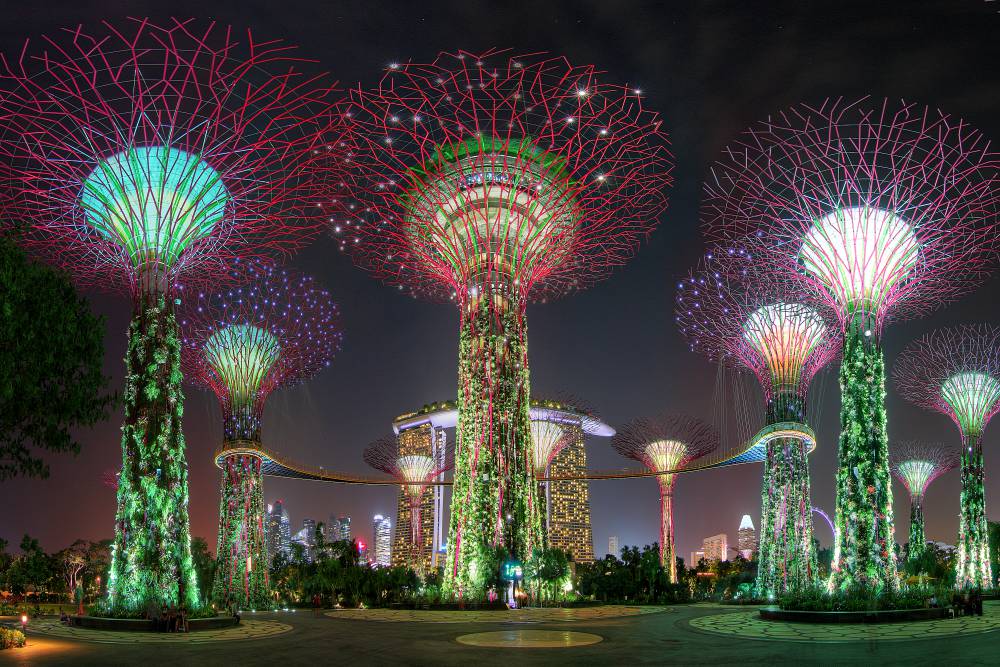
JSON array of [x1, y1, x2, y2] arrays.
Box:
[[326, 605, 667, 624], [455, 629, 604, 648], [689, 608, 1000, 643], [27, 618, 292, 644]]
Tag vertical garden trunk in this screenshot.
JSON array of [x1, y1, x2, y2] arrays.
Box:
[[831, 320, 898, 592], [108, 293, 199, 613], [658, 476, 677, 583], [445, 289, 541, 598], [212, 453, 269, 609], [756, 437, 816, 598], [756, 392, 816, 598], [957, 437, 991, 589], [907, 500, 925, 563]]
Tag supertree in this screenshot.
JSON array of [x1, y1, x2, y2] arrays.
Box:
[[335, 49, 671, 597], [0, 19, 339, 612], [888, 440, 959, 565], [894, 324, 1000, 588], [701, 98, 1000, 592], [676, 250, 840, 598], [181, 262, 340, 609], [364, 436, 453, 571], [611, 414, 718, 582]]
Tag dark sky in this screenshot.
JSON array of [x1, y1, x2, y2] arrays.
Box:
[[2, 0, 999, 563]]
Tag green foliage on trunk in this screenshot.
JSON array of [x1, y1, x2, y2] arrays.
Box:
[[831, 324, 898, 592]]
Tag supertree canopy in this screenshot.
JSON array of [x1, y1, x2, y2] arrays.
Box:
[[888, 440, 958, 565], [612, 414, 718, 583], [181, 262, 340, 609], [894, 324, 1000, 589], [365, 437, 452, 556], [336, 49, 671, 598], [702, 98, 1000, 592], [0, 18, 340, 613], [676, 250, 839, 598]]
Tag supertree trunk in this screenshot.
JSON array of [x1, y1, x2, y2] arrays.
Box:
[[957, 436, 991, 589], [108, 293, 199, 613], [756, 436, 816, 598], [831, 321, 898, 592], [445, 290, 542, 598], [658, 476, 677, 583], [908, 499, 926, 563], [224, 402, 264, 443], [212, 453, 269, 609]]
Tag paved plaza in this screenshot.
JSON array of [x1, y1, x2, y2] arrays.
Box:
[[2, 602, 999, 665]]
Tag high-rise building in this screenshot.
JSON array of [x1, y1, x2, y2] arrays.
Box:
[[339, 516, 352, 543], [738, 515, 756, 559], [373, 514, 392, 567], [326, 514, 342, 542], [547, 422, 595, 563], [291, 527, 310, 560], [690, 550, 705, 566], [702, 534, 728, 563], [302, 519, 317, 545], [608, 536, 620, 559], [265, 500, 291, 566], [389, 424, 445, 573]]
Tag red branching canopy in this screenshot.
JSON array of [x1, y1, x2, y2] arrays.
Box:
[[180, 260, 341, 417], [889, 440, 959, 498], [611, 414, 719, 473], [675, 248, 840, 399], [333, 48, 672, 302], [0, 18, 342, 294], [701, 97, 1000, 332], [363, 436, 453, 490], [894, 324, 1000, 435]]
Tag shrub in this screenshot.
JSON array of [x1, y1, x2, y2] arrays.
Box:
[[779, 585, 944, 612], [0, 627, 26, 649]]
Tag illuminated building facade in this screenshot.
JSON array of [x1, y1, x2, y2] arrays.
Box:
[[703, 534, 728, 562], [389, 424, 448, 573], [608, 536, 620, 559], [546, 424, 596, 562], [373, 515, 392, 567], [738, 515, 756, 559], [265, 501, 291, 565]]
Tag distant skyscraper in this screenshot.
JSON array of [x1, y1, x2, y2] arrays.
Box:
[[302, 519, 317, 546], [690, 550, 705, 566], [327, 514, 342, 542], [291, 526, 314, 562], [266, 500, 291, 565], [373, 514, 392, 567], [339, 516, 352, 543], [738, 515, 756, 559], [608, 536, 619, 558], [547, 423, 595, 563], [702, 534, 728, 562]]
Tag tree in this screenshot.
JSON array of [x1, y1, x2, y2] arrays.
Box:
[[0, 235, 115, 480], [190, 537, 216, 604], [58, 540, 88, 601]]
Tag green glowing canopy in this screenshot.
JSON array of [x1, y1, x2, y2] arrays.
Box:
[[203, 324, 281, 404], [897, 459, 936, 498], [80, 145, 229, 268], [799, 206, 919, 318], [940, 371, 1000, 437]]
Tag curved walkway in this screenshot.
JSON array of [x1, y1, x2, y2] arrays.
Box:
[[26, 618, 292, 644], [689, 604, 1000, 643], [324, 605, 668, 623]]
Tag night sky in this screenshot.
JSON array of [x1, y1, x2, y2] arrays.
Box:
[[2, 0, 998, 564]]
